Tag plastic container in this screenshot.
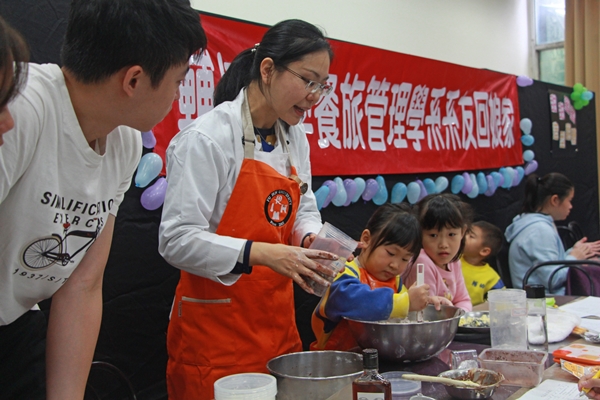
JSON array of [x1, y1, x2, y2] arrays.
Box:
[[381, 371, 421, 400], [214, 373, 277, 400], [526, 284, 548, 352], [307, 222, 358, 296], [488, 289, 527, 350], [478, 348, 547, 387]]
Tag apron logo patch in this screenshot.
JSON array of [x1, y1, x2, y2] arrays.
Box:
[[264, 190, 293, 227]]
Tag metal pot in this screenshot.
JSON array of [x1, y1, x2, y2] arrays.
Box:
[[266, 351, 363, 400], [346, 304, 465, 362]]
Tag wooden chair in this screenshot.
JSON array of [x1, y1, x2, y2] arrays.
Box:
[[522, 259, 600, 296], [84, 361, 137, 400]]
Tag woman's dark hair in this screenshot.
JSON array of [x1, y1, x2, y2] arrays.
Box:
[[61, 0, 206, 88], [418, 193, 474, 262], [214, 19, 333, 107], [363, 203, 422, 261], [522, 172, 574, 213], [0, 16, 29, 109]]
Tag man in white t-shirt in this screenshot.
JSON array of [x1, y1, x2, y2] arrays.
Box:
[[0, 1, 206, 399]]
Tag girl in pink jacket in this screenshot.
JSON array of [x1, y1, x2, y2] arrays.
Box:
[[402, 193, 474, 311]]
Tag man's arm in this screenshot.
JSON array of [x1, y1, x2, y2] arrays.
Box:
[[45, 214, 115, 400]]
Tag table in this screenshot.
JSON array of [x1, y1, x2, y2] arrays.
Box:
[[376, 296, 583, 399]]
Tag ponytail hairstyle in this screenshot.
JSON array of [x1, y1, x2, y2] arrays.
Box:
[[417, 193, 474, 262], [213, 19, 333, 108], [362, 203, 422, 262], [0, 16, 29, 110], [522, 172, 574, 213]]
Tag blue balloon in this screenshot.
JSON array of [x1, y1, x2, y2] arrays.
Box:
[[353, 178, 366, 203], [435, 176, 449, 193], [476, 172, 487, 194], [135, 153, 163, 188], [491, 171, 502, 188], [141, 177, 168, 210], [391, 182, 407, 204], [451, 175, 465, 194], [501, 168, 512, 189], [523, 150, 535, 162], [372, 175, 389, 205], [362, 179, 378, 202], [423, 178, 436, 195], [515, 166, 525, 185], [331, 177, 347, 207], [582, 91, 594, 101], [322, 180, 337, 208], [343, 179, 357, 207], [461, 172, 473, 194], [407, 182, 421, 204], [519, 118, 532, 134], [467, 178, 479, 198], [521, 135, 535, 146], [314, 185, 330, 210]]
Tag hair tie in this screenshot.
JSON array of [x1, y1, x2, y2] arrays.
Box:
[[251, 43, 260, 53]]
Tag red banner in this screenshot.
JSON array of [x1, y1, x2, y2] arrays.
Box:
[[153, 13, 522, 176]]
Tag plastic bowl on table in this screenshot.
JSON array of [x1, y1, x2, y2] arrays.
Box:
[[381, 371, 421, 400]]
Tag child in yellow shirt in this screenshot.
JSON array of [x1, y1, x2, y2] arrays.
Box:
[[461, 221, 505, 306]]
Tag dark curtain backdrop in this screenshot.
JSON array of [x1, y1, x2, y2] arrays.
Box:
[[2, 2, 598, 399]]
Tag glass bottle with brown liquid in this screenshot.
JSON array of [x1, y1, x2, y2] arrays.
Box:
[[352, 348, 392, 400]]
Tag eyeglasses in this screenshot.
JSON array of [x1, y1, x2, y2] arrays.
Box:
[[281, 66, 333, 96]]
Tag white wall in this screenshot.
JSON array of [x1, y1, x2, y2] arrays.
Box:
[[190, 0, 531, 77]]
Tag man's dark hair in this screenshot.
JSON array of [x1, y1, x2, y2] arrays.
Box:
[[61, 0, 207, 87]]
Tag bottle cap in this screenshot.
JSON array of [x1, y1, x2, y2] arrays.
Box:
[[525, 284, 546, 299], [362, 348, 378, 369]]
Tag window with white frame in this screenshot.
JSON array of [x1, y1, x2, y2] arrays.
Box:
[[533, 0, 565, 85]]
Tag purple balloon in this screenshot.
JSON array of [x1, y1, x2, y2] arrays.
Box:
[[141, 177, 167, 210], [362, 178, 378, 201], [141, 130, 157, 149], [484, 175, 496, 196], [416, 179, 427, 201], [524, 160, 539, 175], [461, 172, 473, 194], [516, 75, 533, 87], [343, 179, 357, 206], [321, 180, 337, 208]]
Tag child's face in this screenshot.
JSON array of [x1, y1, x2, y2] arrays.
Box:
[[363, 243, 415, 282], [463, 226, 486, 260], [422, 225, 464, 268]]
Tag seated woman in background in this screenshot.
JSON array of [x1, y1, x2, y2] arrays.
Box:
[[504, 172, 600, 294]]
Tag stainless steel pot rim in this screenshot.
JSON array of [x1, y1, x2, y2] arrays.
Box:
[[266, 350, 363, 381]]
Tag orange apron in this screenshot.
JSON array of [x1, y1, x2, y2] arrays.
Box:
[[166, 91, 304, 400]]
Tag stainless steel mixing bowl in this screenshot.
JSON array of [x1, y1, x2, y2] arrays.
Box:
[[438, 368, 504, 399], [266, 350, 363, 400], [345, 304, 465, 362]]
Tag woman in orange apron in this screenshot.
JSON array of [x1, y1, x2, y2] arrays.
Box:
[[158, 20, 336, 399]]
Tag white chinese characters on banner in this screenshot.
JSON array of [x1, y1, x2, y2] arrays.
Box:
[[174, 52, 515, 156]]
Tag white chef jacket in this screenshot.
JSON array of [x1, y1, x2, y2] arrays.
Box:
[[158, 89, 323, 285]]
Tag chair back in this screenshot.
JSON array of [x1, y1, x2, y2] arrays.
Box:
[[522, 259, 600, 296], [492, 240, 513, 288], [557, 225, 578, 249]]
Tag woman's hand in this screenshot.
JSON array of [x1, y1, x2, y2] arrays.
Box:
[[250, 242, 339, 294], [408, 282, 430, 311], [571, 238, 600, 259], [578, 372, 600, 399]]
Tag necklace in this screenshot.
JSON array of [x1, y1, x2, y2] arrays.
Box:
[[254, 126, 277, 146]]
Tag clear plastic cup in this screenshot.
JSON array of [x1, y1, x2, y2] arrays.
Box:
[[488, 289, 528, 350], [306, 222, 358, 297]]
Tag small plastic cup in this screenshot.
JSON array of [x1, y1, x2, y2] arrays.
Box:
[[306, 222, 358, 297], [214, 373, 277, 400]]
